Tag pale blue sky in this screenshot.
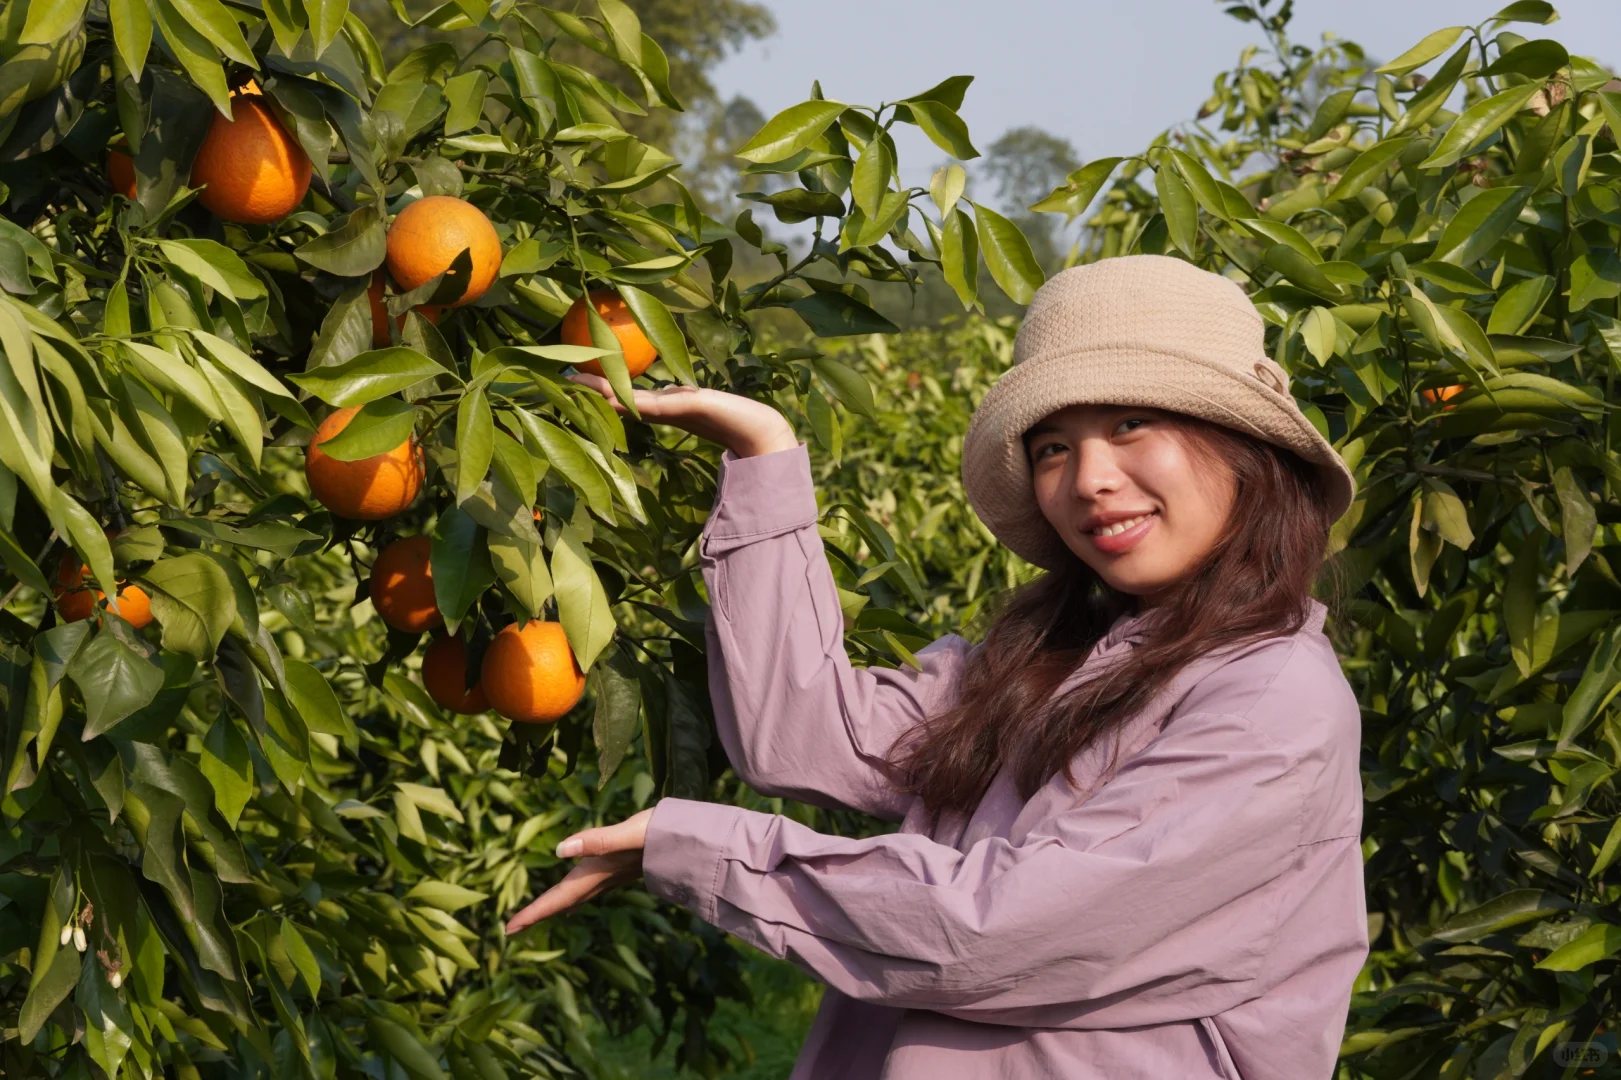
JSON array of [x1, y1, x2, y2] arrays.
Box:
[[710, 0, 1620, 196]]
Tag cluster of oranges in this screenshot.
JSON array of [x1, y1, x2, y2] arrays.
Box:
[[52, 528, 154, 629], [304, 413, 585, 724], [105, 79, 670, 725]]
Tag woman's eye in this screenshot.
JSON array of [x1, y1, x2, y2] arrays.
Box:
[[1117, 417, 1148, 435], [1032, 442, 1065, 461]]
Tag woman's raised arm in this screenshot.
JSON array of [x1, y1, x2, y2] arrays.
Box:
[[571, 376, 969, 820]]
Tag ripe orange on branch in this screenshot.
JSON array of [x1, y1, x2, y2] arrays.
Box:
[[423, 632, 489, 715], [305, 406, 424, 520], [107, 142, 136, 200], [385, 196, 501, 308], [481, 621, 586, 723], [369, 535, 443, 634], [1422, 384, 1466, 411], [561, 289, 658, 378], [54, 552, 153, 629], [189, 94, 312, 224]]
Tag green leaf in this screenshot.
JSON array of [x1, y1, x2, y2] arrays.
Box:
[[1488, 275, 1556, 335], [1165, 149, 1231, 222], [1433, 186, 1532, 266], [903, 74, 973, 110], [66, 631, 165, 739], [1553, 467, 1597, 574], [199, 713, 252, 826], [108, 0, 153, 80], [1030, 157, 1122, 217], [971, 201, 1044, 305], [940, 206, 979, 310], [900, 100, 978, 160], [592, 648, 641, 786], [155, 239, 265, 300], [735, 100, 847, 163], [443, 71, 488, 135], [316, 397, 417, 462], [279, 919, 322, 997], [1375, 26, 1466, 75], [284, 658, 353, 738], [811, 357, 877, 420], [405, 880, 489, 913], [142, 554, 236, 661], [1419, 82, 1545, 169], [1432, 888, 1573, 942], [305, 0, 349, 56], [455, 387, 494, 506], [168, 0, 256, 65], [19, 0, 89, 43], [1301, 307, 1339, 365], [1479, 39, 1568, 79], [617, 284, 695, 385], [1327, 137, 1420, 201], [929, 164, 966, 219], [1505, 530, 1542, 678], [789, 291, 899, 337], [1155, 166, 1198, 256], [366, 1015, 448, 1080], [149, 0, 229, 114], [519, 414, 615, 522], [851, 134, 894, 218], [488, 531, 552, 617], [295, 205, 386, 276], [1489, 0, 1557, 23], [551, 524, 614, 672], [288, 348, 447, 406], [431, 507, 495, 631], [18, 944, 79, 1044], [1536, 922, 1621, 971]]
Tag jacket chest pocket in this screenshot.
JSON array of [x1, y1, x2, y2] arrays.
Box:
[[1198, 1016, 1242, 1080]]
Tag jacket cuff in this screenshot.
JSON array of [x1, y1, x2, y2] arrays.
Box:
[[701, 443, 817, 553], [642, 797, 749, 922]]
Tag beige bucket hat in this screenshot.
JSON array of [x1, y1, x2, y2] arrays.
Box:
[[961, 254, 1356, 570]]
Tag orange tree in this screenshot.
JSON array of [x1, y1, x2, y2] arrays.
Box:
[[1020, 0, 1621, 1074], [0, 0, 1045, 1076]]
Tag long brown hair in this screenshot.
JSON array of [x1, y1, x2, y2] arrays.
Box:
[[887, 412, 1343, 818]]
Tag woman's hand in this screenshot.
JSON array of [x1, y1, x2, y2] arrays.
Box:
[[567, 372, 799, 458], [504, 808, 655, 935]]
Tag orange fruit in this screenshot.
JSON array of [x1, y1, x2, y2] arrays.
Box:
[[1422, 384, 1466, 411], [367, 270, 443, 348], [305, 405, 424, 520], [108, 144, 136, 200], [384, 196, 501, 308], [561, 289, 658, 378], [53, 552, 154, 629], [189, 95, 311, 224], [481, 621, 585, 723], [369, 535, 443, 634], [422, 632, 489, 715]]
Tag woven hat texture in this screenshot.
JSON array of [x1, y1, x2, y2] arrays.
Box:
[[961, 254, 1356, 569]]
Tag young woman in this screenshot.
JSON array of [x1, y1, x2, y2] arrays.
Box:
[[507, 255, 1369, 1080]]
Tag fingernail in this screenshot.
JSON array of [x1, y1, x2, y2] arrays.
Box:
[[556, 838, 582, 858]]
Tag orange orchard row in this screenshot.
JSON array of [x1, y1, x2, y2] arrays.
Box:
[[93, 94, 665, 724]]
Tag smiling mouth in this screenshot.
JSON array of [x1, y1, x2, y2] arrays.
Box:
[[1090, 511, 1157, 537]]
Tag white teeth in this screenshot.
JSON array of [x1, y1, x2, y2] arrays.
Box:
[[1092, 513, 1153, 537]]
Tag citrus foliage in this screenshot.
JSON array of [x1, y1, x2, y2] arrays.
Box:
[[1027, 1, 1621, 1072], [0, 0, 1046, 1076]]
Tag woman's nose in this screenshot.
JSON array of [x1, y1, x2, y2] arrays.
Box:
[[1071, 442, 1125, 499]]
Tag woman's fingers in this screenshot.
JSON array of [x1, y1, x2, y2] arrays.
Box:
[[556, 807, 654, 858], [503, 853, 641, 934]]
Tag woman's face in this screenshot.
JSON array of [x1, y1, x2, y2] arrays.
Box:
[[1026, 404, 1236, 604]]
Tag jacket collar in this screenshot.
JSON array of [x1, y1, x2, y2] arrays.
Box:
[[1097, 597, 1327, 652]]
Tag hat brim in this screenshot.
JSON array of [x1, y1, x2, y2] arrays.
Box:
[[961, 346, 1357, 570]]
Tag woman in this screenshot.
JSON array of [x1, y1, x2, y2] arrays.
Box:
[[507, 255, 1369, 1079]]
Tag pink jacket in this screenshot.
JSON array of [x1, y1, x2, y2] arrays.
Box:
[[642, 445, 1368, 1080]]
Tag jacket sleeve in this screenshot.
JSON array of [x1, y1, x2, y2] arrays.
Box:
[[698, 443, 969, 821], [643, 708, 1330, 1029]]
